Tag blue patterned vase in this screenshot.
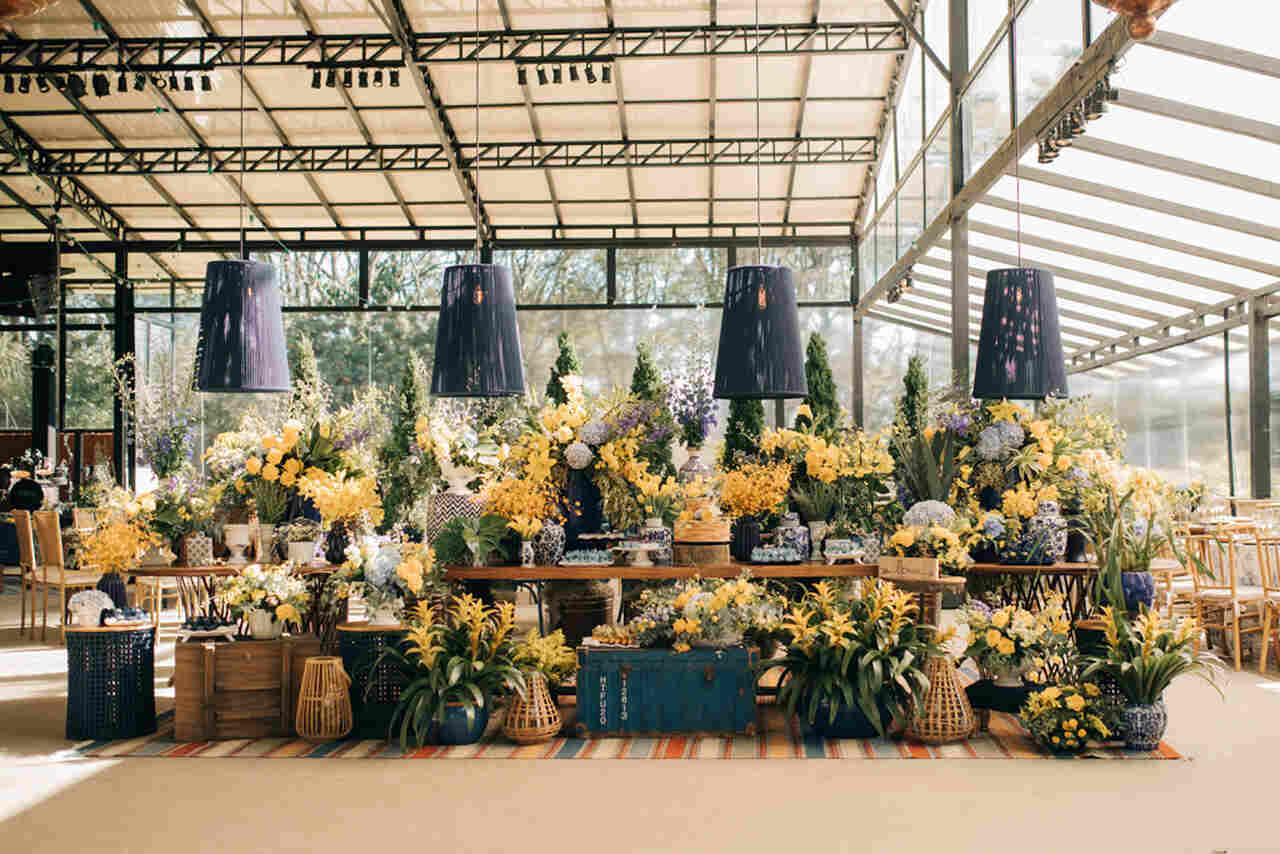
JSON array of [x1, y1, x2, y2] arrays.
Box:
[[532, 521, 566, 567], [776, 514, 811, 561], [640, 518, 673, 565], [1122, 699, 1167, 752], [1121, 570, 1156, 615], [1002, 501, 1068, 565]]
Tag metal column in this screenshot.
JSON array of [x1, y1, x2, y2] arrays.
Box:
[[851, 238, 864, 427], [111, 247, 135, 489], [1249, 297, 1271, 498], [948, 0, 970, 395]]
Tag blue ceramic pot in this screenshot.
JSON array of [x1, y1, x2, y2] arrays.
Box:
[[433, 699, 490, 745], [1121, 571, 1156, 614], [810, 697, 891, 739], [1122, 699, 1167, 752]]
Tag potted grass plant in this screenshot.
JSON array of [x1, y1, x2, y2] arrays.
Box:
[[769, 579, 936, 738], [380, 595, 527, 746]]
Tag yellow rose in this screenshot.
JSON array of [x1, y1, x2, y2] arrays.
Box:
[[261, 435, 278, 450], [245, 456, 262, 475], [1040, 686, 1062, 702], [262, 463, 280, 482], [283, 457, 302, 475], [996, 638, 1015, 656], [991, 610, 1010, 629], [279, 471, 296, 488], [275, 603, 299, 624], [984, 629, 1003, 648], [266, 448, 284, 466], [1065, 694, 1086, 712]]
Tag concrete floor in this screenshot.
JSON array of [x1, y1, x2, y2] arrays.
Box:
[[0, 579, 1276, 854]]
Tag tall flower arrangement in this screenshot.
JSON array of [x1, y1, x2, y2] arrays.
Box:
[[664, 349, 717, 450]]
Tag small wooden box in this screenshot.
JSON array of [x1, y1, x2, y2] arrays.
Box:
[[174, 635, 322, 741], [878, 556, 940, 581], [672, 542, 731, 566]]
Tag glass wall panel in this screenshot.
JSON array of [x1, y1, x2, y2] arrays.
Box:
[[897, 159, 925, 257], [0, 332, 35, 429], [738, 247, 851, 303], [503, 248, 609, 304], [260, 250, 359, 307], [370, 249, 468, 306], [924, 122, 951, 223], [863, 317, 951, 432], [897, 52, 924, 179], [963, 35, 1012, 177], [969, 1, 1009, 69], [65, 329, 114, 429], [616, 248, 724, 304], [877, 126, 897, 212], [1014, 0, 1083, 122]]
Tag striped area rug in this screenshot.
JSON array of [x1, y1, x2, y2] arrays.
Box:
[[77, 705, 1182, 760]]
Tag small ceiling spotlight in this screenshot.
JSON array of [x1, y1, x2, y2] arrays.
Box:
[[2, 75, 13, 95], [168, 71, 180, 91], [552, 64, 562, 84], [36, 75, 49, 93], [1037, 138, 1059, 163], [373, 69, 384, 87], [536, 64, 547, 85], [1068, 106, 1087, 137], [516, 65, 527, 85], [584, 62, 596, 83], [67, 74, 87, 98], [358, 69, 369, 88], [601, 62, 611, 84], [389, 69, 400, 87], [91, 72, 110, 96], [18, 75, 30, 94], [325, 68, 337, 87], [133, 73, 145, 91], [183, 74, 195, 92], [568, 64, 579, 83], [311, 69, 322, 89], [116, 71, 128, 92], [342, 68, 353, 87], [201, 74, 212, 92]]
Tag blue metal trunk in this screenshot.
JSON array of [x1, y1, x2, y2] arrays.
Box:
[[575, 645, 759, 735]]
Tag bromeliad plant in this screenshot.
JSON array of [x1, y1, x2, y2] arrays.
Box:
[[513, 628, 578, 688], [382, 596, 527, 748], [1082, 607, 1223, 706], [770, 580, 937, 737]]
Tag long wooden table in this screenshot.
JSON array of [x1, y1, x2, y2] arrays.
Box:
[[129, 564, 334, 622]]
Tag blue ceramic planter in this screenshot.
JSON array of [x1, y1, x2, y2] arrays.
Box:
[[433, 699, 490, 745], [1123, 699, 1167, 752], [1122, 571, 1156, 614], [810, 697, 891, 739]]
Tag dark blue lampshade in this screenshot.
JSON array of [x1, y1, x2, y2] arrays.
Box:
[[430, 263, 525, 397], [713, 265, 808, 399], [195, 259, 291, 392], [972, 267, 1068, 401]]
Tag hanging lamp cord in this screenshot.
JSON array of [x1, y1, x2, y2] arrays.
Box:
[[474, 0, 481, 262], [239, 0, 246, 260], [754, 0, 762, 259]]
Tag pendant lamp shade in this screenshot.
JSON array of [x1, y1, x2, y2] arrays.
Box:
[[972, 267, 1068, 401], [713, 265, 808, 399], [431, 263, 525, 397], [195, 259, 291, 392]]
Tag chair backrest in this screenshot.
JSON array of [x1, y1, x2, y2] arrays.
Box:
[[12, 509, 36, 573], [1185, 523, 1255, 597], [72, 507, 97, 530], [1258, 536, 1280, 597], [31, 510, 65, 579]]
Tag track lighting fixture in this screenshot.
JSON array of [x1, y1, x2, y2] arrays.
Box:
[[2, 75, 12, 95], [325, 69, 336, 87], [601, 63, 611, 83], [342, 68, 353, 87], [311, 69, 321, 88], [568, 64, 579, 82], [358, 69, 369, 87], [168, 71, 179, 91], [389, 69, 400, 87], [134, 73, 145, 91], [36, 75, 49, 93], [116, 71, 127, 92], [584, 63, 596, 83], [552, 65, 562, 84], [516, 65, 527, 85], [67, 74, 86, 98], [184, 74, 195, 92], [536, 65, 548, 85], [18, 75, 29, 94], [91, 72, 110, 96], [373, 69, 384, 87], [202, 74, 212, 92]]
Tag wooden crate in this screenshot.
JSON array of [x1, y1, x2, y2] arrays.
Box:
[[174, 635, 322, 741], [672, 542, 730, 566]]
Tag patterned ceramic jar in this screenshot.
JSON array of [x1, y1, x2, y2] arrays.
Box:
[[776, 515, 811, 561], [640, 518, 673, 565], [532, 521, 567, 566], [1122, 699, 1167, 752]]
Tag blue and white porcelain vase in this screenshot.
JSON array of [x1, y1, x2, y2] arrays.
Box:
[[776, 513, 811, 561], [1003, 501, 1068, 565], [1122, 699, 1167, 752], [640, 518, 673, 565], [532, 521, 566, 567]]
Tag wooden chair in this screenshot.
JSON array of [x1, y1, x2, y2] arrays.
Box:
[[12, 510, 42, 640], [32, 510, 100, 645], [1258, 536, 1280, 673], [1186, 523, 1267, 671], [1151, 555, 1195, 621], [71, 507, 97, 532]]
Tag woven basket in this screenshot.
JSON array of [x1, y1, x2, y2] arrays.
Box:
[[907, 655, 976, 744], [295, 656, 354, 742], [502, 670, 561, 744]]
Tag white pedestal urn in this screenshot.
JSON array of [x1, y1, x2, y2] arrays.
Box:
[[246, 609, 283, 640], [223, 523, 252, 565], [806, 521, 828, 561], [256, 523, 278, 563], [425, 461, 482, 546]]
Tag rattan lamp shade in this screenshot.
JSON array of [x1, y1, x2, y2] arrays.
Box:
[[713, 265, 808, 399], [195, 259, 291, 393], [972, 267, 1067, 401], [430, 264, 525, 397]]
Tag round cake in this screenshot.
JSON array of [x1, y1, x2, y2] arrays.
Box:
[[674, 497, 731, 543]]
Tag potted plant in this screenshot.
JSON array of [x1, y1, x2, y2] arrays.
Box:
[[769, 579, 936, 738], [295, 468, 385, 565], [148, 475, 216, 565], [664, 346, 717, 483], [961, 596, 1071, 687], [334, 540, 435, 625], [214, 563, 310, 640], [278, 518, 323, 566], [719, 461, 793, 562], [625, 575, 784, 652], [78, 493, 163, 608], [505, 628, 577, 744], [380, 595, 527, 747], [1018, 682, 1114, 755], [1082, 606, 1223, 751]]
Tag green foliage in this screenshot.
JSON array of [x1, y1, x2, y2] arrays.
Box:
[[377, 355, 436, 532], [459, 514, 515, 564], [630, 341, 662, 401], [795, 333, 838, 436], [721, 398, 765, 468], [1082, 608, 1224, 705], [546, 332, 582, 406], [893, 429, 957, 503], [895, 354, 929, 438], [432, 519, 472, 568]]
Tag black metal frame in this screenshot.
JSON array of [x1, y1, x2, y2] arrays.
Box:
[[0, 23, 907, 72]]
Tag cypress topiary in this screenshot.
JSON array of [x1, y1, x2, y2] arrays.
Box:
[[630, 341, 662, 401], [377, 354, 428, 532], [721, 398, 765, 468], [895, 354, 929, 438], [795, 333, 838, 436], [546, 331, 582, 405]]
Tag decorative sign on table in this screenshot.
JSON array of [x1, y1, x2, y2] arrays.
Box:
[[878, 556, 941, 581]]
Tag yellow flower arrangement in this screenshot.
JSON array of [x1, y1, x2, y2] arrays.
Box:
[[719, 461, 793, 519], [296, 469, 384, 529], [79, 511, 161, 576], [1019, 682, 1112, 753]]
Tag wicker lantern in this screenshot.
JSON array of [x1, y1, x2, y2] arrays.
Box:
[[1090, 0, 1177, 39], [907, 655, 976, 745], [295, 656, 354, 742], [502, 671, 561, 744]]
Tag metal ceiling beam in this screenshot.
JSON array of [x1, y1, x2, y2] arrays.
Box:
[[4, 135, 877, 175], [274, 0, 416, 231], [857, 15, 1145, 318], [1072, 136, 1280, 202], [0, 177, 119, 280], [977, 195, 1280, 280], [880, 0, 948, 79], [865, 306, 980, 342], [380, 0, 486, 243], [1014, 165, 1280, 243], [782, 0, 821, 236], [602, 0, 638, 227], [496, 0, 564, 232], [707, 0, 717, 229], [1143, 31, 1280, 80], [70, 0, 280, 248], [0, 23, 909, 71], [966, 220, 1248, 296], [1114, 88, 1280, 146]]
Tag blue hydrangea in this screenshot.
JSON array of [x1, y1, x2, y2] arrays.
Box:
[[367, 545, 402, 590], [579, 420, 610, 446], [903, 500, 957, 528], [942, 411, 972, 435], [565, 441, 594, 470], [981, 514, 1006, 539]]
